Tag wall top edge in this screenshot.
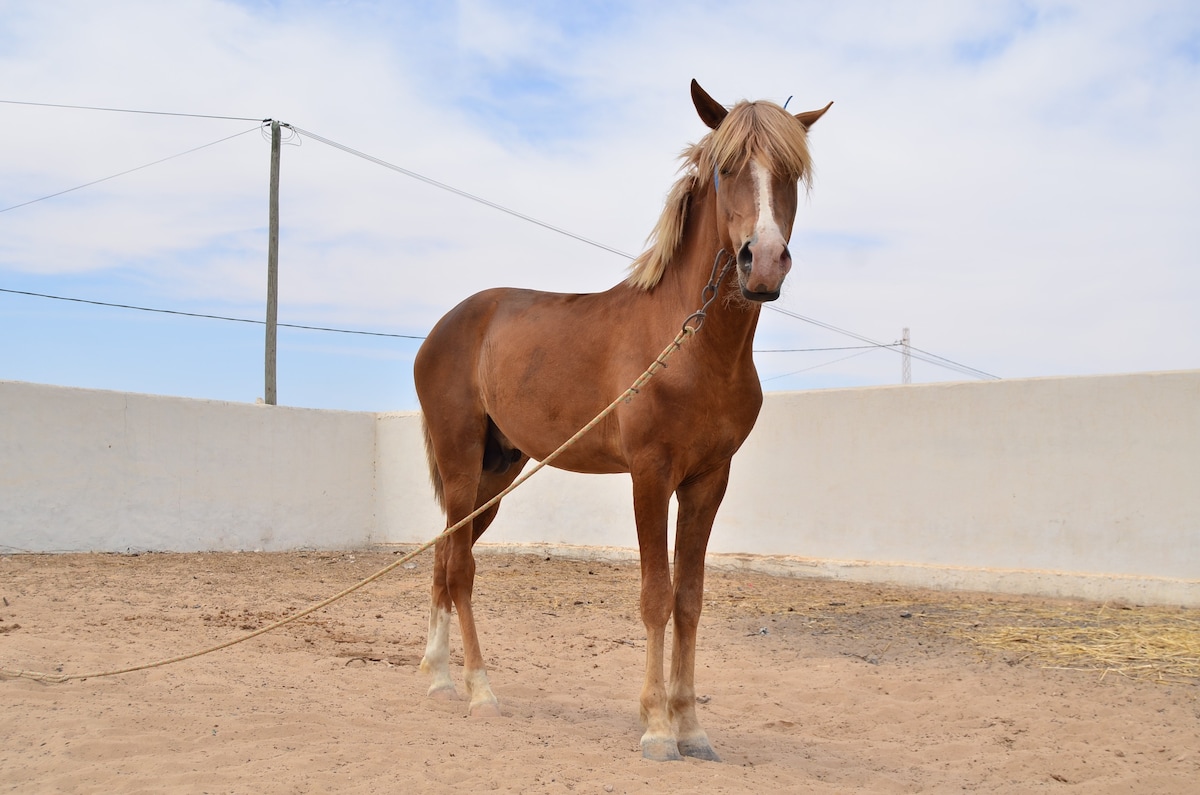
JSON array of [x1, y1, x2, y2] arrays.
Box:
[[765, 368, 1200, 400], [6, 366, 1197, 418], [0, 379, 369, 417]]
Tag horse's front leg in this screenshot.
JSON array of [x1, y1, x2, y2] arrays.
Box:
[[631, 470, 679, 761], [669, 462, 730, 762]]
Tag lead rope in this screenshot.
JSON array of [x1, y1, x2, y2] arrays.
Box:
[[1, 252, 733, 685]]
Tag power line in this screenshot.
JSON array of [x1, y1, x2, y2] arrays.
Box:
[[765, 304, 1000, 380], [0, 288, 426, 340], [903, 342, 1000, 379], [0, 98, 262, 123], [0, 126, 263, 214], [0, 286, 918, 355], [289, 124, 636, 260], [756, 344, 898, 353], [760, 347, 883, 382]]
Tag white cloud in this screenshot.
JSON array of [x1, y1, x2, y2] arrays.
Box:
[[1, 0, 1196, 407]]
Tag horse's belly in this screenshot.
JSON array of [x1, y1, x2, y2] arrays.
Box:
[[541, 446, 630, 475], [502, 419, 630, 475]]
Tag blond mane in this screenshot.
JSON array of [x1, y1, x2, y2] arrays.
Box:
[[627, 100, 814, 291]]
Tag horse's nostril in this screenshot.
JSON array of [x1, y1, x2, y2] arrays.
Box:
[[737, 242, 753, 273]]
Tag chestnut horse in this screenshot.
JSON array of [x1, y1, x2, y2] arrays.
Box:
[[414, 80, 831, 761]]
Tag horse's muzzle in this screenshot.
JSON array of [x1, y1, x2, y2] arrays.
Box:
[[740, 287, 781, 302], [737, 238, 789, 302]]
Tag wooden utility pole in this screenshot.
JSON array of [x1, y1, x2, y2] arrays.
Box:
[[265, 120, 281, 405]]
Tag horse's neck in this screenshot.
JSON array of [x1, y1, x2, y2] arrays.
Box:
[[663, 187, 762, 360]]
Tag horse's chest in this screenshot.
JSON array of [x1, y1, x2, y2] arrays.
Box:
[[683, 406, 759, 455], [633, 385, 761, 459]]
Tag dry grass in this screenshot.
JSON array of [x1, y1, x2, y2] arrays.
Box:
[[697, 567, 1200, 686], [928, 600, 1200, 684]]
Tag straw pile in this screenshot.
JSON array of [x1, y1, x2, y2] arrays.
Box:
[[935, 600, 1200, 685], [700, 568, 1200, 686]]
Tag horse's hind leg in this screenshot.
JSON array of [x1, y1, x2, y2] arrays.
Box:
[[421, 494, 493, 708], [448, 458, 529, 716], [422, 428, 528, 716], [418, 404, 488, 705], [421, 540, 458, 700], [441, 501, 497, 715]]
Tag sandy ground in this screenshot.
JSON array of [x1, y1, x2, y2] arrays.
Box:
[[2, 550, 1198, 794]]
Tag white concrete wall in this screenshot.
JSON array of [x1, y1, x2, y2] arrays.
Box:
[[374, 411, 444, 547], [714, 371, 1200, 605], [3, 371, 1198, 605], [1, 382, 377, 552], [724, 372, 1199, 577], [380, 371, 1200, 606]]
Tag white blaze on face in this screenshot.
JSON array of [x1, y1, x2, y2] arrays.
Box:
[[742, 157, 792, 295], [751, 159, 782, 245]]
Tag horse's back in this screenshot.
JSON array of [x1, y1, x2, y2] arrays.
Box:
[[418, 283, 644, 377]]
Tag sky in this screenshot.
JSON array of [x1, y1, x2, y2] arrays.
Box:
[[1, 0, 1197, 411]]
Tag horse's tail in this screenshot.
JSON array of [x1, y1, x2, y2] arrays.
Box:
[[421, 414, 446, 511]]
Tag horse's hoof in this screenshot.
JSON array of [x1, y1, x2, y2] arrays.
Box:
[[427, 684, 460, 701], [468, 700, 501, 718], [678, 737, 721, 762], [641, 737, 683, 762]]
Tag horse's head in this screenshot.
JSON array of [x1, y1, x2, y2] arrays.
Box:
[[691, 80, 831, 302]]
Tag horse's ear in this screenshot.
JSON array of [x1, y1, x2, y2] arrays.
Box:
[[691, 79, 728, 130], [794, 101, 833, 131]]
